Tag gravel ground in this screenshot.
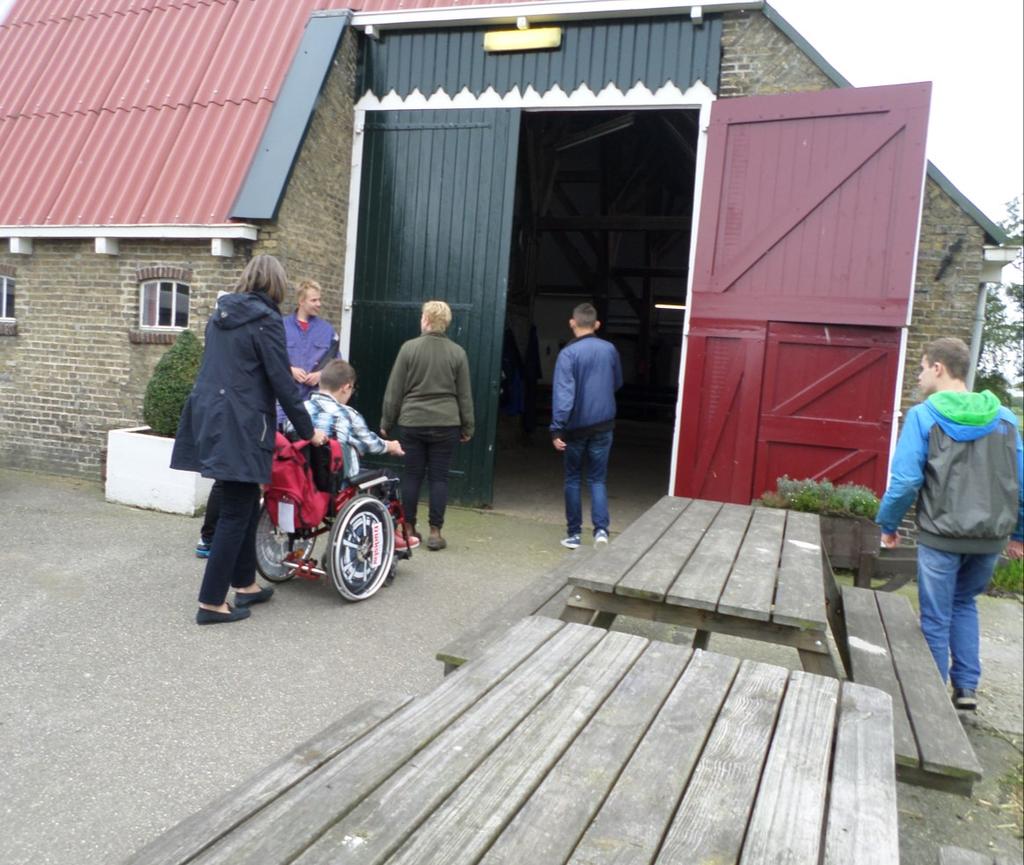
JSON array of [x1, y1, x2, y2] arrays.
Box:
[[0, 467, 1020, 865]]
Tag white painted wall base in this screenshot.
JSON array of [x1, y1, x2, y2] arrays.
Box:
[[105, 426, 213, 516]]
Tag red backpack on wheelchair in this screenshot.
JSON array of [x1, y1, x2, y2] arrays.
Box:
[[264, 433, 343, 531]]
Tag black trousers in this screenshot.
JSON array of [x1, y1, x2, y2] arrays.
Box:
[[197, 481, 261, 605], [399, 426, 459, 529]]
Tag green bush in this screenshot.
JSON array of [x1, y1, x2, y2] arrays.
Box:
[[143, 330, 203, 437], [989, 558, 1023, 595], [756, 476, 880, 519]]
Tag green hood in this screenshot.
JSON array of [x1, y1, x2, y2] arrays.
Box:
[[927, 390, 1001, 426]]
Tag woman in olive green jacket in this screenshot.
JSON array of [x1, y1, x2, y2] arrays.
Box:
[[381, 301, 474, 550]]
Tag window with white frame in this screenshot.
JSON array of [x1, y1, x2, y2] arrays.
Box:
[[140, 280, 189, 329], [0, 275, 14, 320]]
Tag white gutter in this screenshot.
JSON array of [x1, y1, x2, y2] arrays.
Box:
[[351, 1, 760, 31], [0, 224, 259, 240]]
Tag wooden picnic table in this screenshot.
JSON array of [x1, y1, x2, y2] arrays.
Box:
[[126, 615, 899, 865], [563, 494, 839, 676]]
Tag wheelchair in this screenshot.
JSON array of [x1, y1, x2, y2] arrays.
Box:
[[254, 436, 415, 602]]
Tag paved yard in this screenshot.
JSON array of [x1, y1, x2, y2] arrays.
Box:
[[0, 467, 1020, 865]]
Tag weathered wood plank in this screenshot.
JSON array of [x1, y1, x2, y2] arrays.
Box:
[[773, 510, 828, 630], [187, 615, 569, 865], [841, 586, 918, 766], [824, 682, 899, 865], [478, 641, 693, 865], [937, 846, 998, 865], [120, 697, 412, 865], [565, 586, 829, 652], [535, 582, 573, 618], [666, 503, 753, 611], [654, 660, 789, 865], [378, 631, 652, 865], [285, 621, 610, 865], [567, 650, 741, 865], [616, 498, 718, 601], [718, 507, 786, 621], [436, 550, 594, 670], [876, 591, 983, 783], [739, 671, 840, 865], [569, 495, 689, 592]]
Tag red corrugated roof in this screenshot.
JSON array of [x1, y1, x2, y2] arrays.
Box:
[[348, 0, 604, 9], [349, 0, 575, 9], [0, 0, 335, 226]]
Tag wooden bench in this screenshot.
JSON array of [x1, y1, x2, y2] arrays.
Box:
[[435, 548, 603, 674], [938, 845, 1023, 865], [824, 576, 983, 796]]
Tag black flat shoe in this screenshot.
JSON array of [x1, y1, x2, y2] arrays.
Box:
[[234, 586, 274, 607], [196, 605, 251, 625]]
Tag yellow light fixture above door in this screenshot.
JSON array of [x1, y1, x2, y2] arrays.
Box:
[[483, 27, 562, 53]]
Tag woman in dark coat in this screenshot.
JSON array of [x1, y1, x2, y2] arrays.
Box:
[[172, 255, 327, 624]]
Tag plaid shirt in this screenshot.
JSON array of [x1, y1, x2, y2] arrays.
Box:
[[289, 391, 388, 477]]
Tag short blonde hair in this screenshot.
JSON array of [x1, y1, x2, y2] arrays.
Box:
[[421, 300, 452, 333], [295, 279, 322, 304]]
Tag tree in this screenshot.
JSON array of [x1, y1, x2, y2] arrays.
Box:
[[975, 197, 1023, 404]]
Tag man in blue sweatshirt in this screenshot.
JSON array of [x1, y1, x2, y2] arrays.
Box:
[[550, 303, 623, 549], [876, 337, 1023, 711]]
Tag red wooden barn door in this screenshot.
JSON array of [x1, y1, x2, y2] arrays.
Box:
[[675, 82, 930, 502], [751, 323, 901, 499], [674, 320, 766, 503]]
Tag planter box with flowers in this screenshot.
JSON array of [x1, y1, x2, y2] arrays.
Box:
[[105, 330, 211, 515], [756, 476, 881, 572]]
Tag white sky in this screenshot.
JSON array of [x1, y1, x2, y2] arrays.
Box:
[[2, 0, 1021, 229], [767, 0, 1024, 230]]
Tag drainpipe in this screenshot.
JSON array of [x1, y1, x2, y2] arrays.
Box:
[[966, 282, 988, 391]]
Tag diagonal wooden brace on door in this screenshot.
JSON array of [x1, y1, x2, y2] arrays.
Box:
[[708, 115, 908, 293]]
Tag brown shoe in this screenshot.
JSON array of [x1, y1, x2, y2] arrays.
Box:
[[427, 526, 447, 551]]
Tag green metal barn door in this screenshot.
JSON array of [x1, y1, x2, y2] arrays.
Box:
[[349, 108, 521, 506]]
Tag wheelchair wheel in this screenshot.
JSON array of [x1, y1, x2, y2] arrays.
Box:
[[324, 495, 395, 601], [254, 504, 316, 583]]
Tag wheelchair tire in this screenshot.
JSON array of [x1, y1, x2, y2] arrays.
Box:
[[254, 503, 316, 583], [324, 495, 395, 601]]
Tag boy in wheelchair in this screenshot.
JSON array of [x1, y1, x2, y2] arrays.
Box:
[[292, 359, 405, 482], [260, 360, 419, 601]]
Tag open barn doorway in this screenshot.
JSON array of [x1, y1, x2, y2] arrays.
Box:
[[492, 108, 701, 531]]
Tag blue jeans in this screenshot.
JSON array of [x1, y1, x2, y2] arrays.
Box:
[[916, 544, 999, 690], [563, 430, 613, 537]]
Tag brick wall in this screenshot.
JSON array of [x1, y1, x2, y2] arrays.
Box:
[[253, 29, 358, 330], [720, 10, 987, 410], [0, 240, 247, 478]]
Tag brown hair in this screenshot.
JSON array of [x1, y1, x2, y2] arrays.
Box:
[[234, 254, 289, 305], [421, 300, 452, 333], [296, 279, 322, 304], [572, 302, 598, 329], [923, 337, 970, 382], [320, 359, 356, 393]]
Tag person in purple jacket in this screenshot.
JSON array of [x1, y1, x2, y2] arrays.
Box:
[[276, 279, 339, 426]]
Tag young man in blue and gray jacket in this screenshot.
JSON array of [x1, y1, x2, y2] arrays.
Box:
[[876, 337, 1023, 711], [550, 303, 623, 549]]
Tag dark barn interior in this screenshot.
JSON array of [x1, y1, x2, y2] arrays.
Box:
[[492, 108, 701, 522]]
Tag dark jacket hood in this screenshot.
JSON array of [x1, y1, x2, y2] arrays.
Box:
[[212, 292, 280, 331]]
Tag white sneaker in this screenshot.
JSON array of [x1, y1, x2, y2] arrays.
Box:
[[594, 529, 609, 545], [561, 534, 581, 549]]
